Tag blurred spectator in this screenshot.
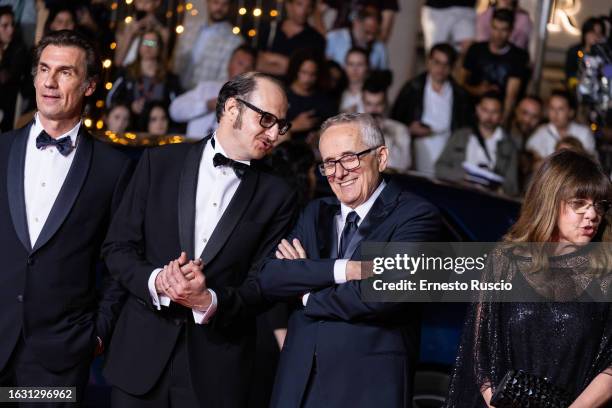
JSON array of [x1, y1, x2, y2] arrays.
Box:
[[326, 7, 388, 70], [104, 102, 132, 134], [107, 29, 182, 118], [565, 17, 606, 88], [436, 91, 520, 196], [527, 90, 596, 161], [0, 0, 36, 47], [74, 2, 114, 59], [314, 0, 399, 42], [362, 78, 411, 173], [170, 45, 256, 139], [421, 0, 476, 53], [461, 8, 529, 125], [141, 100, 169, 135], [340, 47, 368, 113], [257, 0, 325, 77], [509, 95, 542, 193], [509, 95, 542, 148], [0, 5, 28, 132], [392, 43, 473, 174], [286, 49, 336, 140], [113, 0, 170, 68], [174, 0, 242, 89], [43, 5, 75, 35], [476, 0, 532, 50]]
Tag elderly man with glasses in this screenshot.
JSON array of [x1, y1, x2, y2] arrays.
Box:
[[258, 112, 441, 408], [102, 71, 298, 408]]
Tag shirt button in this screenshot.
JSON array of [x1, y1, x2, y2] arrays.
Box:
[[202, 238, 208, 243], [222, 171, 227, 176], [34, 217, 39, 223], [212, 203, 217, 207], [41, 182, 46, 187]]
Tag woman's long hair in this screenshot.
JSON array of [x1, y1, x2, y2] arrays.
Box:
[[126, 28, 167, 82], [503, 149, 612, 272]]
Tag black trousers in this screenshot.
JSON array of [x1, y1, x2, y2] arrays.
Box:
[[111, 329, 199, 408], [0, 336, 90, 408]]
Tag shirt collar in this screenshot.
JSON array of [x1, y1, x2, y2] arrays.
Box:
[[425, 74, 451, 96], [32, 113, 81, 146], [340, 179, 387, 224], [210, 132, 251, 166]]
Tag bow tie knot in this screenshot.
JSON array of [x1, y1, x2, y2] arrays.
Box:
[[35, 130, 74, 156], [212, 153, 249, 179]]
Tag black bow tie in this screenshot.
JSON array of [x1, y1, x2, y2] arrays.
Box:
[[213, 153, 249, 179], [35, 130, 74, 156]]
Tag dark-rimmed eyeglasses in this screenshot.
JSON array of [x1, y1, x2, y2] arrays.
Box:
[[235, 98, 291, 135], [318, 146, 381, 177], [566, 199, 610, 216]]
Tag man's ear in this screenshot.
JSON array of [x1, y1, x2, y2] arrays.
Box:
[[84, 80, 96, 97], [225, 97, 240, 117], [377, 146, 389, 172]]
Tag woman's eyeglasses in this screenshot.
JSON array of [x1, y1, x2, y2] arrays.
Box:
[[566, 199, 610, 216]]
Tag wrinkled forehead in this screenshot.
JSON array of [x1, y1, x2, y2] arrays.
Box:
[[319, 124, 364, 159]]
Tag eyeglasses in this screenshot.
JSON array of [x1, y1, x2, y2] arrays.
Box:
[[566, 199, 610, 216], [318, 146, 381, 177], [142, 39, 158, 48], [235, 98, 291, 135]]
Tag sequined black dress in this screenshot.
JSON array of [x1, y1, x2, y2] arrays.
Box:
[[445, 248, 612, 407]]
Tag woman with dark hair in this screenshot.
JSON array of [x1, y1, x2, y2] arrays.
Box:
[[140, 100, 170, 135], [476, 0, 532, 50], [565, 17, 606, 87], [340, 46, 369, 113], [43, 6, 77, 35], [286, 49, 337, 141], [446, 150, 612, 407], [107, 28, 181, 118]]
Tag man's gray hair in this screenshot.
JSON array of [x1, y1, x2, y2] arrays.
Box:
[[320, 113, 385, 148]]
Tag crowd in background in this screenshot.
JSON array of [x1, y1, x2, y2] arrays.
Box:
[[1, 0, 612, 198]]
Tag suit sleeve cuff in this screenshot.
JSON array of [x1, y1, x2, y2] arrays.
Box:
[[333, 259, 348, 284], [192, 289, 218, 325], [302, 292, 310, 306]]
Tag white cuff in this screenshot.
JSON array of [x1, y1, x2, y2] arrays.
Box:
[[333, 259, 349, 284], [302, 292, 310, 306], [192, 289, 218, 325], [148, 268, 172, 309]]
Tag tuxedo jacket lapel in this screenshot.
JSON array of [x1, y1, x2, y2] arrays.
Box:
[[200, 168, 258, 264], [317, 201, 340, 259], [7, 124, 32, 252], [177, 136, 209, 259], [32, 126, 93, 253], [345, 181, 401, 260]]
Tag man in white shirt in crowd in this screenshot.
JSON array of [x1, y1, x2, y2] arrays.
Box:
[[361, 77, 411, 173], [527, 89, 596, 162], [391, 43, 473, 174], [170, 45, 256, 139], [326, 7, 388, 70], [174, 0, 243, 90], [436, 91, 519, 196]]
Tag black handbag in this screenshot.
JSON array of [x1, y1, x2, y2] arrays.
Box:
[[490, 369, 571, 408]]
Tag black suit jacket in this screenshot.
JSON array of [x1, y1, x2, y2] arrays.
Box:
[[391, 72, 474, 131], [102, 136, 297, 407], [258, 180, 441, 408], [0, 123, 132, 373]]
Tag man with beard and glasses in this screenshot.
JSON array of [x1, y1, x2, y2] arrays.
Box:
[[436, 91, 520, 196], [174, 0, 243, 90], [102, 72, 298, 408]]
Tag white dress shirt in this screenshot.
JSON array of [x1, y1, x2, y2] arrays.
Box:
[[148, 134, 249, 324], [465, 126, 505, 170], [526, 122, 596, 159], [24, 114, 80, 246], [303, 180, 386, 305], [416, 75, 453, 174]]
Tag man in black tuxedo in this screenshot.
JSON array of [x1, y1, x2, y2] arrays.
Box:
[[102, 72, 298, 407], [259, 113, 441, 408], [0, 30, 131, 404]]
